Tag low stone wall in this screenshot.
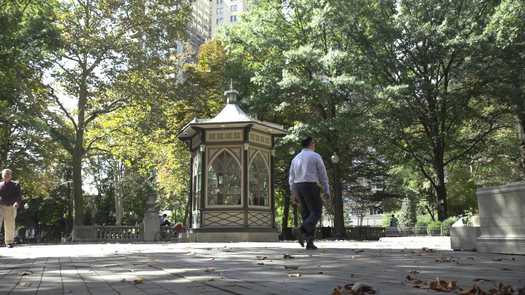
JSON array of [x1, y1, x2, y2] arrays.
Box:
[[74, 225, 143, 242], [476, 182, 525, 254]]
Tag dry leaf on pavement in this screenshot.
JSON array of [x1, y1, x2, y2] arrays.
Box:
[[331, 282, 376, 295], [133, 277, 144, 284]]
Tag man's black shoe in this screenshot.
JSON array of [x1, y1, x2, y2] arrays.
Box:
[[294, 227, 304, 247], [306, 243, 318, 250], [6, 244, 13, 248]]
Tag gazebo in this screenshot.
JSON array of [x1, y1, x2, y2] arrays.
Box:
[[177, 84, 286, 242]]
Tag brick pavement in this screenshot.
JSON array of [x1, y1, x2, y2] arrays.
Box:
[[0, 237, 524, 295]]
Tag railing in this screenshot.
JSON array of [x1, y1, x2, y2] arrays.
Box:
[[75, 225, 143, 242], [385, 224, 452, 237]]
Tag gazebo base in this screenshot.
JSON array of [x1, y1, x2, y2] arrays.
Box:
[[185, 230, 279, 242]]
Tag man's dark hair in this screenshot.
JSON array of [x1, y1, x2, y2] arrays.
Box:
[[301, 136, 313, 148]]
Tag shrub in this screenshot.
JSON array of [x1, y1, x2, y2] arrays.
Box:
[[441, 217, 458, 236], [427, 221, 442, 235]]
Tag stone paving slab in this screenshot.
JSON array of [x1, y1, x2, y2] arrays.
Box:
[[0, 237, 523, 295]]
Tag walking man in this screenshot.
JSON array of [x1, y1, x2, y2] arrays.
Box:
[[0, 169, 22, 248], [289, 136, 330, 250]]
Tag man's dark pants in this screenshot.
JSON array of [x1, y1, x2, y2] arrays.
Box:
[[296, 182, 322, 243]]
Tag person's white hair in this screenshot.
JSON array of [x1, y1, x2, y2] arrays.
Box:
[[2, 169, 12, 177]]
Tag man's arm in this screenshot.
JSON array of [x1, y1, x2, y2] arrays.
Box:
[[316, 156, 330, 197], [13, 182, 22, 208]]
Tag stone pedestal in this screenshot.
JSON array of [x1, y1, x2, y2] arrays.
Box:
[[187, 230, 279, 242], [476, 182, 525, 254], [450, 226, 481, 251], [143, 210, 160, 241]]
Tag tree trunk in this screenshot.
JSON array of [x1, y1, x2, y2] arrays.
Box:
[[332, 164, 346, 239], [517, 113, 525, 175], [72, 149, 84, 226], [73, 75, 87, 227], [434, 160, 448, 221], [113, 161, 124, 225], [282, 189, 291, 237], [293, 206, 298, 227]]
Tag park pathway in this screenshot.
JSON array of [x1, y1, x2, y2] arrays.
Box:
[[0, 237, 523, 295]]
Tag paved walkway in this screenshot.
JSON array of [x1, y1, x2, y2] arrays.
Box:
[[0, 237, 523, 294]]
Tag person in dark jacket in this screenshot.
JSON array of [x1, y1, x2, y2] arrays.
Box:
[[0, 169, 22, 247]]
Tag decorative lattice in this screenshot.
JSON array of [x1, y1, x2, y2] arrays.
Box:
[[248, 211, 272, 227], [249, 131, 272, 147], [203, 211, 245, 227], [206, 130, 243, 142]]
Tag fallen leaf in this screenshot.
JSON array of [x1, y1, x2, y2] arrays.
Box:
[[204, 268, 215, 273], [284, 265, 299, 270], [18, 271, 33, 276], [133, 277, 144, 284], [429, 278, 456, 292], [333, 282, 376, 295], [257, 262, 265, 265], [256, 256, 267, 260], [351, 282, 376, 294], [20, 282, 31, 287], [421, 247, 433, 253], [288, 273, 302, 278], [473, 278, 492, 282], [283, 254, 294, 259]]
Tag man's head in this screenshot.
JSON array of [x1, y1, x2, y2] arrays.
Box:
[[2, 169, 12, 182], [301, 136, 315, 150]]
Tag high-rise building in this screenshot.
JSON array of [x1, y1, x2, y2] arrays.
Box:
[[185, 0, 251, 53], [187, 0, 213, 50], [210, 0, 251, 37]]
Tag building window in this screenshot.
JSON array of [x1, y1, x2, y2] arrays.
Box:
[[216, 7, 223, 15], [207, 150, 241, 206], [231, 4, 237, 12], [216, 0, 223, 4], [230, 15, 237, 22], [249, 153, 270, 207], [216, 17, 223, 24]]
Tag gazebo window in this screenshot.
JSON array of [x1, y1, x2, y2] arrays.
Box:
[[249, 153, 270, 207], [207, 150, 241, 206], [192, 154, 202, 211]]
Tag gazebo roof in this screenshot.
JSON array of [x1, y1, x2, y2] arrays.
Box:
[[178, 84, 286, 140]]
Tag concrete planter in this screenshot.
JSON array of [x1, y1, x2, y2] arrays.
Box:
[[450, 226, 481, 251], [476, 182, 525, 254]]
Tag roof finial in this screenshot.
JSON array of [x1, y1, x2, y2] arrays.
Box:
[[224, 79, 239, 104]]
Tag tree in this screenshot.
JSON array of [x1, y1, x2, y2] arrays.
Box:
[[482, 0, 525, 176], [47, 0, 190, 227], [335, 0, 507, 221], [223, 0, 391, 238]]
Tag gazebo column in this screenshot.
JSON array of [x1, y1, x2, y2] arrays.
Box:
[[187, 147, 193, 227], [200, 130, 206, 227], [271, 135, 276, 229], [243, 125, 252, 228]]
